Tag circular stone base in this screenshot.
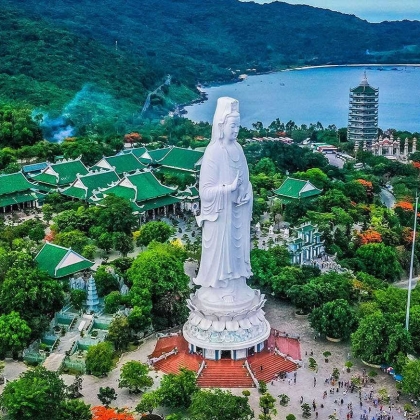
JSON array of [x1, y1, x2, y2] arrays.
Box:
[[183, 319, 271, 355]]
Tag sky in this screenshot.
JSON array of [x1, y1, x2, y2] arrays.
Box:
[[239, 0, 420, 22]]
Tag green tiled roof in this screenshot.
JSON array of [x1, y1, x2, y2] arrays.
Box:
[[32, 159, 88, 186], [95, 154, 146, 175], [137, 195, 181, 212], [189, 186, 199, 196], [124, 147, 147, 158], [351, 85, 378, 94], [273, 177, 322, 200], [123, 147, 152, 164], [35, 242, 94, 278], [148, 147, 171, 162], [298, 223, 317, 233], [129, 171, 176, 201], [156, 147, 203, 172], [61, 170, 119, 200], [178, 185, 199, 200], [0, 191, 45, 208], [61, 186, 86, 200], [99, 171, 176, 208], [102, 184, 136, 201], [0, 172, 39, 195]]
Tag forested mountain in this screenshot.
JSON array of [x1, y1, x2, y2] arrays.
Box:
[[0, 0, 419, 132]]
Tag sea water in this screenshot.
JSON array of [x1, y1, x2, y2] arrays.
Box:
[[183, 65, 420, 132]]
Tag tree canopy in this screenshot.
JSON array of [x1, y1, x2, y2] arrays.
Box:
[[158, 368, 198, 409], [119, 361, 153, 394], [85, 342, 114, 377], [0, 366, 65, 420], [188, 388, 253, 420], [128, 242, 189, 329]]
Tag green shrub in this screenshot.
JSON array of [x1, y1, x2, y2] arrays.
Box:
[[258, 380, 267, 394]]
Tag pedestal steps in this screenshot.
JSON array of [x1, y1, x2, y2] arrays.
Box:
[[249, 350, 297, 382], [197, 359, 253, 388], [154, 352, 202, 375]]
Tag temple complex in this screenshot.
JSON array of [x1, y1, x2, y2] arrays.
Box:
[[371, 134, 417, 161], [0, 146, 204, 217]]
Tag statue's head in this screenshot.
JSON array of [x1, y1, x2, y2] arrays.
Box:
[[211, 97, 240, 145]]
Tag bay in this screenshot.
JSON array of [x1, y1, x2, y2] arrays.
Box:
[[183, 65, 420, 133]]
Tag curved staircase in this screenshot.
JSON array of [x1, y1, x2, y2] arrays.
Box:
[[151, 332, 300, 388]]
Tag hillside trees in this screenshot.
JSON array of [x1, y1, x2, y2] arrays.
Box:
[[351, 311, 412, 365], [355, 243, 402, 282], [0, 105, 43, 148], [128, 242, 189, 329], [402, 360, 420, 398], [107, 315, 131, 351], [158, 367, 198, 409], [188, 388, 253, 420]]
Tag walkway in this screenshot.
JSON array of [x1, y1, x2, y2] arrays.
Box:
[[1, 299, 415, 419]]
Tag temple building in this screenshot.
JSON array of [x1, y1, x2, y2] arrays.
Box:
[[0, 172, 44, 213], [121, 147, 153, 165], [273, 177, 322, 204], [59, 169, 120, 202], [92, 153, 147, 176], [154, 146, 204, 179], [177, 185, 200, 214], [30, 157, 89, 192], [348, 73, 379, 149], [94, 170, 181, 219], [371, 135, 417, 161], [287, 222, 324, 265], [35, 242, 94, 279]]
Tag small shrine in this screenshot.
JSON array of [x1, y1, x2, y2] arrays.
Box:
[[287, 222, 324, 265]]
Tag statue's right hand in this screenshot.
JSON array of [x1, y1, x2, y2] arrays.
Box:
[[228, 171, 240, 192]]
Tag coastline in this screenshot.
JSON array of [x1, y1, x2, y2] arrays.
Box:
[[178, 63, 420, 116], [288, 63, 420, 71]]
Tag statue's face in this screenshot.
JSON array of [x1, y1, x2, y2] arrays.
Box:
[[222, 115, 240, 143]]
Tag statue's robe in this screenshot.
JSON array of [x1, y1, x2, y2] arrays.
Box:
[[195, 140, 252, 288]]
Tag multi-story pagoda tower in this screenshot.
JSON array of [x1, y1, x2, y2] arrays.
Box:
[[348, 72, 379, 149]]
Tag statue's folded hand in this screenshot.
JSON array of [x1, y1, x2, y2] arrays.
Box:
[[236, 192, 250, 206], [225, 171, 240, 192]]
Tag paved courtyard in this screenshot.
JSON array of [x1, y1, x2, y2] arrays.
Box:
[[1, 297, 415, 419]]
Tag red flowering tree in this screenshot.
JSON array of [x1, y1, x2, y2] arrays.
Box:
[[394, 201, 415, 227], [92, 406, 135, 420], [402, 227, 417, 247], [395, 201, 414, 212], [356, 229, 382, 246], [356, 179, 374, 197], [124, 132, 142, 145]]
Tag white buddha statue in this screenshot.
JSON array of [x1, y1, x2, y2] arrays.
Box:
[[195, 97, 254, 305]]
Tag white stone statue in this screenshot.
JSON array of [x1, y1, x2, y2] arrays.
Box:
[[183, 98, 270, 357], [194, 97, 254, 305]]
